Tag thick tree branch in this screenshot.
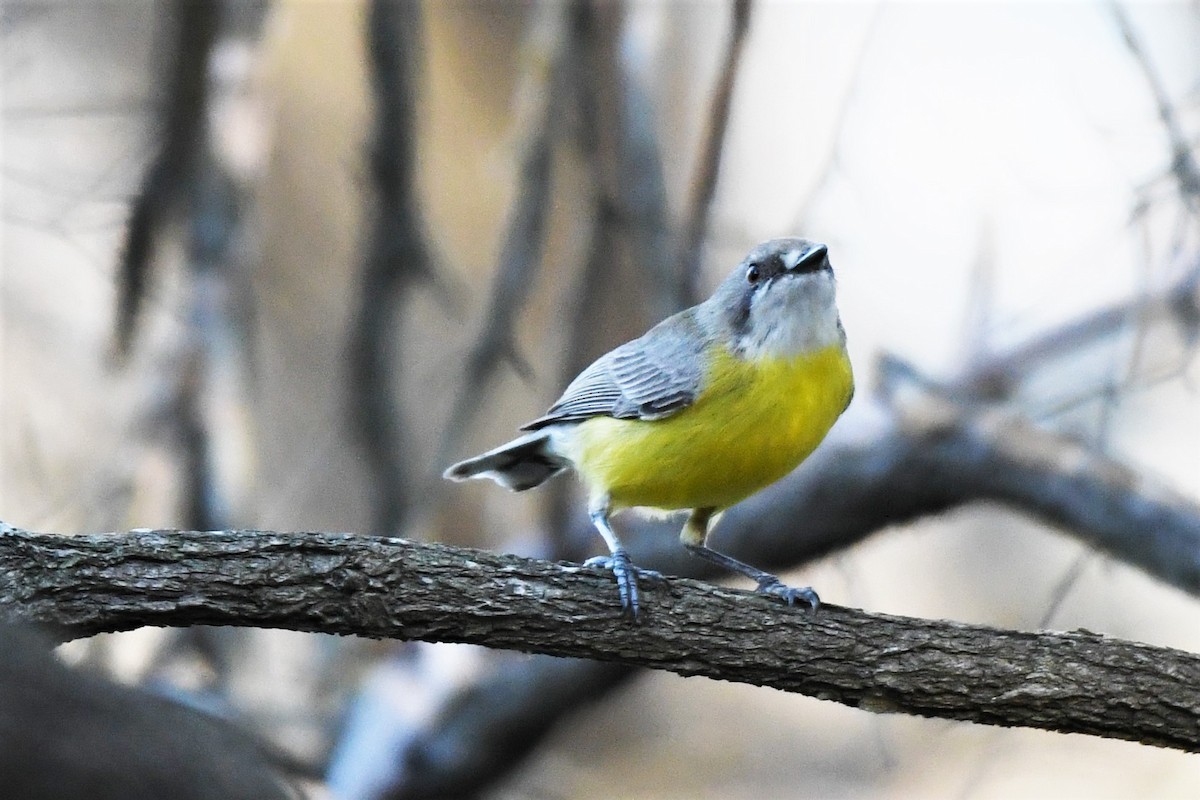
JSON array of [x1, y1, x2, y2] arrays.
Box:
[[1, 526, 1197, 752]]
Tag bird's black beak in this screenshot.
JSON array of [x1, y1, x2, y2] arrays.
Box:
[[792, 243, 829, 274]]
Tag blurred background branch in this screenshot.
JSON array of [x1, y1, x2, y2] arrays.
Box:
[[675, 0, 751, 308], [350, 0, 437, 535], [113, 0, 218, 358], [432, 3, 567, 479], [1112, 2, 1200, 209]]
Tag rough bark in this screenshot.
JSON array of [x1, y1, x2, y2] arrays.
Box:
[[1, 526, 1196, 752]]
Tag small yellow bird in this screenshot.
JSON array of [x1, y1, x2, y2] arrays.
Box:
[[446, 238, 853, 617]]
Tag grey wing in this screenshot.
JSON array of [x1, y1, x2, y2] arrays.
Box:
[[521, 316, 705, 430]]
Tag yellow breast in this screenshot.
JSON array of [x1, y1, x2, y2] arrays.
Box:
[[571, 343, 853, 511]]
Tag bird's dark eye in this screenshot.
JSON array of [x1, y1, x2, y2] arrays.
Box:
[[746, 264, 761, 284]]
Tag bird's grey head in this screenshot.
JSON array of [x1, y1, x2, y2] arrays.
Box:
[[703, 237, 844, 358]]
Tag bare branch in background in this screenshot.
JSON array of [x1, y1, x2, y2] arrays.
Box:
[[383, 655, 631, 800], [2, 526, 1198, 753], [569, 0, 675, 329], [435, 0, 676, 480], [173, 351, 225, 532], [791, 4, 881, 231], [948, 256, 1200, 401], [536, 0, 652, 546], [0, 626, 294, 800], [350, 0, 436, 534], [434, 4, 570, 475], [571, 0, 629, 293], [1111, 2, 1200, 207], [675, 0, 752, 307], [610, 24, 675, 319], [114, 0, 218, 357], [174, 92, 265, 533]]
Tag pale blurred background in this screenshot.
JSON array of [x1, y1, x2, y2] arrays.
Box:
[[3, 1, 1200, 798]]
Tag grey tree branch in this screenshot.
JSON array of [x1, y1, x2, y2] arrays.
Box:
[[350, 0, 435, 534], [676, 0, 752, 307], [433, 4, 568, 475], [948, 256, 1200, 400], [114, 0, 218, 357], [385, 655, 631, 800], [1111, 2, 1200, 206], [1, 525, 1197, 752]]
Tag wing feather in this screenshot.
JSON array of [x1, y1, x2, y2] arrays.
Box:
[[521, 313, 705, 430]]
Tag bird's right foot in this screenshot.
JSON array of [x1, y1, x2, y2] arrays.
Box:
[[583, 549, 653, 620], [756, 575, 820, 610]]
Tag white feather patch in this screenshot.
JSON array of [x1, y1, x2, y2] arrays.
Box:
[[739, 271, 841, 359]]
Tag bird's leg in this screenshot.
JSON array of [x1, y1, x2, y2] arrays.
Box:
[[585, 501, 645, 620], [680, 507, 820, 610]]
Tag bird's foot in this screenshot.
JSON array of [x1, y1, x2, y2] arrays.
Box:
[[582, 554, 662, 581], [583, 550, 659, 619], [755, 575, 820, 611]]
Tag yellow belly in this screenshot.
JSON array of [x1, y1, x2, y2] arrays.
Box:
[[571, 344, 853, 511]]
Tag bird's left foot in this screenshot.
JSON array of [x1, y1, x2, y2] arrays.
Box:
[[755, 576, 820, 610]]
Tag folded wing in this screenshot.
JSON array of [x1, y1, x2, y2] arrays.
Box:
[[522, 313, 706, 430]]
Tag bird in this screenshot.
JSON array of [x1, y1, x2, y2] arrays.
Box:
[[445, 238, 853, 618]]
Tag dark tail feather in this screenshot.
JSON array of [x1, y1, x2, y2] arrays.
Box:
[[443, 431, 567, 491]]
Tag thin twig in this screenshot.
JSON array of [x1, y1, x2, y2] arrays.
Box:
[[944, 256, 1200, 400], [1111, 2, 1200, 207], [537, 0, 657, 549], [791, 3, 881, 231], [675, 0, 752, 307]]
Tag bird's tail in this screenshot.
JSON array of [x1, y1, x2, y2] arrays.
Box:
[[443, 430, 568, 492]]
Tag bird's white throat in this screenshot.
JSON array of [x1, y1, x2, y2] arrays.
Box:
[[738, 272, 842, 359]]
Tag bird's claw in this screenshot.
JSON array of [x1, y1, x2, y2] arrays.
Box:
[[584, 550, 657, 619], [583, 555, 662, 581], [756, 576, 820, 611]]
